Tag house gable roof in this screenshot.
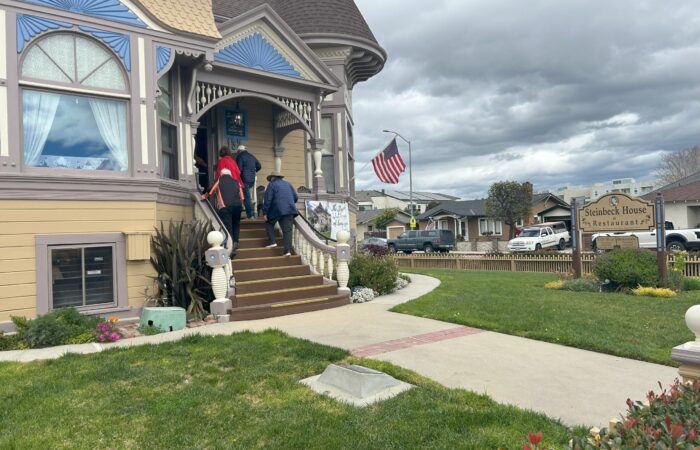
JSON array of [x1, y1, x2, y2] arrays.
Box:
[[136, 0, 221, 38], [214, 4, 342, 85], [642, 179, 700, 203], [417, 199, 487, 220], [357, 208, 410, 225]]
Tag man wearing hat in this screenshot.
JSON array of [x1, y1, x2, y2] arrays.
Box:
[[262, 171, 298, 256], [235, 145, 261, 219]]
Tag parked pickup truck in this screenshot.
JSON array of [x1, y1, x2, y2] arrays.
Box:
[[591, 222, 700, 252], [388, 229, 455, 254], [508, 222, 571, 252]]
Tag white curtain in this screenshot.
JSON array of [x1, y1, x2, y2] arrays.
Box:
[[22, 90, 60, 166], [89, 98, 128, 171]]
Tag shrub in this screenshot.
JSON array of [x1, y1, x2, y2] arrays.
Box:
[[348, 254, 399, 295], [669, 250, 688, 291], [632, 286, 677, 298], [364, 244, 390, 257], [11, 308, 101, 349], [350, 286, 375, 303], [593, 249, 659, 289], [544, 280, 563, 290], [560, 278, 600, 292], [683, 277, 700, 291], [151, 220, 213, 320], [0, 333, 20, 351], [568, 380, 700, 449]]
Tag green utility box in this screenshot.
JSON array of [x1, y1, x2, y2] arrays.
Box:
[[139, 307, 186, 332]]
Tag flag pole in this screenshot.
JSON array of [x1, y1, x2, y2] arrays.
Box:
[[383, 130, 414, 224]]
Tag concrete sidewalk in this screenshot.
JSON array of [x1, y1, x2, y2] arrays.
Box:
[[0, 274, 679, 426]]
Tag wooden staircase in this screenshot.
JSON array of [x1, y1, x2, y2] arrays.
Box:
[[229, 219, 350, 320]]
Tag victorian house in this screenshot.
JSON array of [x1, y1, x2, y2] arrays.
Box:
[[0, 0, 385, 327]]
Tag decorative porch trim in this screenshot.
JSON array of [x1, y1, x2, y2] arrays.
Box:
[[215, 33, 301, 79], [155, 46, 172, 75], [16, 14, 73, 53], [21, 0, 147, 28]]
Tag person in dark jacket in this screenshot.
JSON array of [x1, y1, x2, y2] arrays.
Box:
[[235, 145, 262, 219], [203, 168, 244, 249], [262, 171, 298, 256]]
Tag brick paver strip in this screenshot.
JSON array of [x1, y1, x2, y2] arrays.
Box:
[[351, 326, 483, 357]]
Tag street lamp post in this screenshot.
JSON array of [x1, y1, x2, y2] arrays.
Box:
[[383, 130, 414, 223]]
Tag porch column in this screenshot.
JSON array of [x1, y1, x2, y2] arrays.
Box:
[[309, 138, 326, 194], [273, 145, 284, 173]]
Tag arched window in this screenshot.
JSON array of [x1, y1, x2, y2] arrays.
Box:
[[20, 33, 129, 172]]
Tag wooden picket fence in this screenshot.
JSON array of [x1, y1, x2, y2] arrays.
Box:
[[393, 252, 700, 277]]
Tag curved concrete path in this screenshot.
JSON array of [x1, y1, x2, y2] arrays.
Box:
[[0, 274, 679, 427]]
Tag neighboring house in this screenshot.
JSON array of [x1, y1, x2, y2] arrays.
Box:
[[557, 178, 656, 203], [356, 189, 459, 214], [417, 200, 513, 252], [356, 209, 411, 240], [642, 174, 700, 229], [531, 193, 571, 230], [0, 0, 385, 329]]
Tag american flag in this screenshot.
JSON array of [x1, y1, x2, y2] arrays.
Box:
[[372, 138, 406, 184]]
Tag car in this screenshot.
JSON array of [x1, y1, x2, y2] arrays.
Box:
[[591, 221, 700, 252], [362, 237, 388, 249], [508, 222, 571, 252], [387, 229, 455, 254]]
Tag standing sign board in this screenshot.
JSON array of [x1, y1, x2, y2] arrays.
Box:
[[577, 193, 655, 233]]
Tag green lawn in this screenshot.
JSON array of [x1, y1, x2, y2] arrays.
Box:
[[0, 330, 572, 449], [394, 270, 696, 366]]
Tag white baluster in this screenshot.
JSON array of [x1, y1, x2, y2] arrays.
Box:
[[310, 247, 317, 272], [335, 231, 351, 292], [326, 253, 334, 279], [318, 250, 325, 278]]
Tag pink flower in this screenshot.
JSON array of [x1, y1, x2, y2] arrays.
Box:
[[109, 332, 120, 342], [97, 322, 109, 332]]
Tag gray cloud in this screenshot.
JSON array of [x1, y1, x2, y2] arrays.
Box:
[[352, 0, 700, 198]]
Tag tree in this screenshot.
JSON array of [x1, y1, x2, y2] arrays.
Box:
[[373, 209, 398, 230], [485, 181, 533, 239], [656, 145, 700, 186]]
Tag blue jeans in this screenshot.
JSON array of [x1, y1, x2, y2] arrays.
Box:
[[242, 182, 255, 218]]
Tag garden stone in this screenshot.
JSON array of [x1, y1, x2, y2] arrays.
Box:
[[300, 364, 413, 407], [139, 307, 186, 332]]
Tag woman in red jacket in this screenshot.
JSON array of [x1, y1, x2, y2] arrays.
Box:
[[215, 146, 243, 185]]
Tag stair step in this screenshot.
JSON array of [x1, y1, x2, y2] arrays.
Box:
[[230, 293, 351, 321], [239, 229, 268, 239], [232, 255, 302, 270], [237, 237, 279, 249], [234, 265, 311, 282], [235, 246, 285, 259], [240, 219, 267, 229], [235, 274, 324, 294], [233, 284, 338, 307]]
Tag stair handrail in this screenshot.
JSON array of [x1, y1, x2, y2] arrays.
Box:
[[296, 213, 338, 245]]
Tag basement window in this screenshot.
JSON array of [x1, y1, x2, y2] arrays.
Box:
[[36, 234, 128, 315]]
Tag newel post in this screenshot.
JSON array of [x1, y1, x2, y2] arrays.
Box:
[[335, 230, 351, 292], [206, 231, 232, 323], [672, 306, 700, 381]]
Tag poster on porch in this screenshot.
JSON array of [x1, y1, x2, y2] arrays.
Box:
[[305, 201, 350, 240]]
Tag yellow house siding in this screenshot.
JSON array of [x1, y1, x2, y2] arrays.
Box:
[[0, 200, 195, 321], [281, 129, 307, 190]]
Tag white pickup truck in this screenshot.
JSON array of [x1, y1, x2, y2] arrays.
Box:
[[591, 222, 700, 252], [508, 222, 571, 252]]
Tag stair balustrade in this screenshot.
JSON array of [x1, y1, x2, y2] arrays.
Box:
[[293, 216, 350, 291]]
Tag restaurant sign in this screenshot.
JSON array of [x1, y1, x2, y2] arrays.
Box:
[[578, 193, 655, 233]]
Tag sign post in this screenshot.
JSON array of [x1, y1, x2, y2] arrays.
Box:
[[571, 199, 582, 278], [656, 194, 668, 285]]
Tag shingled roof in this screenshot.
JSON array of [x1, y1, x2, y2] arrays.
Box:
[[642, 179, 700, 203], [417, 200, 488, 220], [136, 0, 220, 38], [212, 0, 378, 45]]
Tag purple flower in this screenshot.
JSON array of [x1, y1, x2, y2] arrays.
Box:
[[97, 322, 109, 332], [109, 332, 120, 342]]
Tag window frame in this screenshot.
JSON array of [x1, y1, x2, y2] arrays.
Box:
[[36, 234, 128, 315], [320, 114, 336, 194], [49, 243, 117, 312], [479, 218, 503, 236], [18, 31, 132, 176], [157, 72, 179, 180]]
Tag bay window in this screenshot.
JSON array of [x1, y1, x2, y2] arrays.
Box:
[[320, 115, 335, 193], [20, 33, 130, 172]]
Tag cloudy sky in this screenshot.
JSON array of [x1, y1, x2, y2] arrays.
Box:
[[352, 0, 700, 199]]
